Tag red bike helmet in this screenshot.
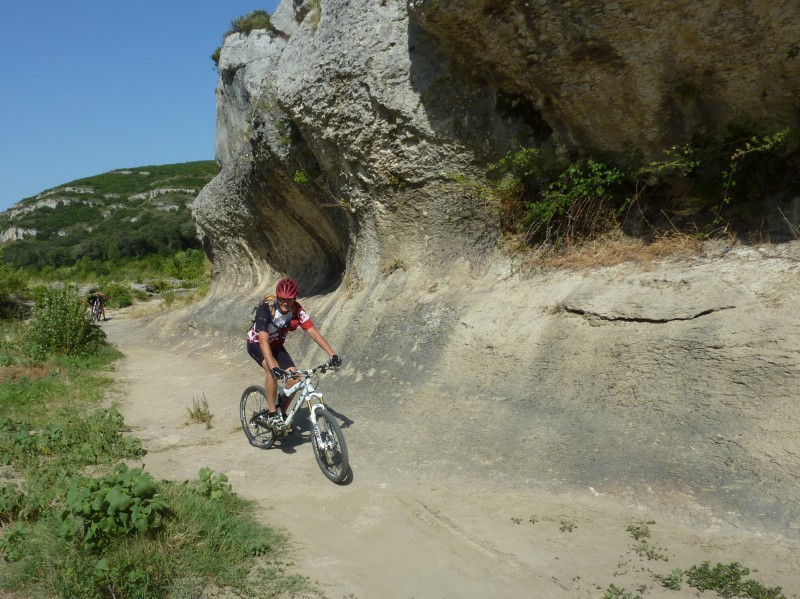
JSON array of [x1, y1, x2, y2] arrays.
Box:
[[276, 278, 299, 299]]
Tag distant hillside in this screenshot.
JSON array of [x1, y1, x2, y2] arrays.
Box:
[[0, 161, 217, 270]]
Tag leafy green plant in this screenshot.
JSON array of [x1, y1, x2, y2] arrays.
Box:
[[485, 146, 545, 231], [23, 286, 105, 360], [0, 522, 26, 562], [0, 484, 29, 524], [626, 519, 655, 541], [603, 583, 643, 599], [525, 159, 628, 245], [196, 467, 232, 501], [293, 169, 312, 184], [60, 465, 168, 551], [632, 542, 668, 561], [685, 562, 785, 599], [657, 568, 683, 590]]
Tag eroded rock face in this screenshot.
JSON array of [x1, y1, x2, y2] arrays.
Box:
[[193, 0, 528, 300], [195, 0, 800, 299], [186, 1, 800, 536], [410, 0, 800, 161]]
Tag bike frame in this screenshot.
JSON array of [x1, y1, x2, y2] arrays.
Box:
[[90, 298, 102, 321], [277, 368, 331, 448]]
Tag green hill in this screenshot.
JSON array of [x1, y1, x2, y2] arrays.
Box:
[[0, 161, 217, 276]]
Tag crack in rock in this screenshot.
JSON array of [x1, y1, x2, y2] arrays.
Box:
[[561, 305, 734, 323]]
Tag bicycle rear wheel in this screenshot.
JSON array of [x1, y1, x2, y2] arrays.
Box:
[[240, 385, 276, 449], [311, 407, 349, 483]]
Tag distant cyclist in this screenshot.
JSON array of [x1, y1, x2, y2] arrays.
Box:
[[87, 290, 110, 321], [246, 278, 341, 429]]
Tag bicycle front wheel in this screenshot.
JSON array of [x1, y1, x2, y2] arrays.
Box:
[[311, 407, 349, 483], [240, 385, 276, 449]]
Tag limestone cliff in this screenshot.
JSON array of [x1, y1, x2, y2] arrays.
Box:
[[188, 1, 800, 537], [194, 0, 800, 298]]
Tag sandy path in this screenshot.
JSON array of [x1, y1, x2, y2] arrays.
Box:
[[102, 308, 800, 599]]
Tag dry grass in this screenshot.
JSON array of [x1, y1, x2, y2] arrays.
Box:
[[510, 230, 708, 272], [0, 364, 54, 383]]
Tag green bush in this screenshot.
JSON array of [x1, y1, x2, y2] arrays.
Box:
[[98, 282, 133, 308], [524, 159, 628, 245], [230, 10, 272, 35], [483, 147, 630, 246], [61, 465, 168, 551], [23, 286, 105, 361], [644, 127, 798, 234], [213, 10, 274, 67], [685, 562, 785, 599], [0, 264, 26, 299], [0, 263, 28, 319], [485, 146, 544, 232]]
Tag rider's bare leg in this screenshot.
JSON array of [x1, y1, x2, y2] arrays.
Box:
[[262, 361, 278, 413]]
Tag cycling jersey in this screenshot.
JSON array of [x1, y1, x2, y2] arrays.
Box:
[[246, 299, 314, 347]]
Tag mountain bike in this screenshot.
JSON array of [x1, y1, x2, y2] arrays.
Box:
[[89, 297, 103, 323], [240, 363, 350, 483]]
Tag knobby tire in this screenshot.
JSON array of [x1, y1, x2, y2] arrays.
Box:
[[312, 407, 349, 483], [240, 385, 276, 449]]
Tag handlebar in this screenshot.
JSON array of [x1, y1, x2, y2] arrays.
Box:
[[279, 362, 338, 381]]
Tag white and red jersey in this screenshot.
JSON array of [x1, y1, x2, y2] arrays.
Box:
[[246, 299, 314, 347]]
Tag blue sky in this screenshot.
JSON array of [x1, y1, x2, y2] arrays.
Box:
[[0, 1, 280, 211]]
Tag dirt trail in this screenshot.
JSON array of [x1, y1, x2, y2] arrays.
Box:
[[102, 307, 800, 599]]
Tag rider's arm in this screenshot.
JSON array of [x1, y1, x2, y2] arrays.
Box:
[[305, 325, 336, 358]]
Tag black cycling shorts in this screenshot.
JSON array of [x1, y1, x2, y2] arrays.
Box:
[[247, 342, 295, 370]]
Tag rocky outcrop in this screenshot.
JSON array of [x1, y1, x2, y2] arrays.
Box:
[[194, 0, 800, 301], [409, 0, 800, 161], [187, 1, 800, 537], [0, 227, 36, 243]]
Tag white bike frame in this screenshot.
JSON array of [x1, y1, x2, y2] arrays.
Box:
[[277, 369, 332, 448]]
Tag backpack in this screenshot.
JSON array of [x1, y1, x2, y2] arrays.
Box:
[[248, 293, 299, 332]]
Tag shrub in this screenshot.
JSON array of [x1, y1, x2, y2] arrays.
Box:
[[644, 127, 798, 234], [230, 10, 273, 35], [485, 146, 545, 232], [60, 465, 168, 551], [0, 263, 28, 319], [99, 282, 133, 308], [524, 159, 628, 247], [24, 286, 105, 360], [0, 263, 26, 299], [213, 10, 274, 67], [685, 562, 785, 599]]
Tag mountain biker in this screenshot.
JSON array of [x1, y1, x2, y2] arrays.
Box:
[[87, 290, 110, 321], [246, 278, 341, 429]]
